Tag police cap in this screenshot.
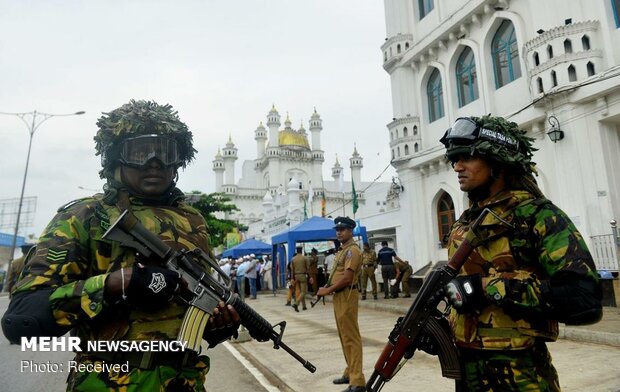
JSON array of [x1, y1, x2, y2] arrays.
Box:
[[333, 216, 356, 230]]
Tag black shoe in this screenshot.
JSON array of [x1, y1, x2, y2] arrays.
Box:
[[361, 295, 366, 300], [285, 302, 291, 306], [302, 306, 307, 311], [373, 294, 378, 300], [292, 304, 299, 312], [332, 376, 350, 385], [343, 386, 367, 392]]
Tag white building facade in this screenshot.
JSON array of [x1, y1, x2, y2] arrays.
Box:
[[382, 0, 620, 272], [213, 105, 392, 243]]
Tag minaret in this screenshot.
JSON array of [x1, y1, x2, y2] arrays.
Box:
[[222, 134, 238, 187], [266, 104, 281, 148], [350, 144, 363, 186], [331, 155, 343, 181], [212, 147, 225, 192], [309, 108, 324, 189], [309, 107, 322, 151], [254, 122, 267, 158], [287, 177, 301, 215]]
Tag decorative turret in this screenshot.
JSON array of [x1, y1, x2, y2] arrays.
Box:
[[212, 147, 225, 192], [298, 121, 306, 135], [309, 107, 322, 151], [332, 155, 343, 181], [222, 134, 238, 187], [350, 144, 363, 186], [254, 122, 267, 158], [266, 104, 281, 147], [262, 191, 274, 220], [284, 112, 293, 130]]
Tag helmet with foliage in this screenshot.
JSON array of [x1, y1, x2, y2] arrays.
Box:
[[440, 115, 537, 175], [94, 100, 196, 179]]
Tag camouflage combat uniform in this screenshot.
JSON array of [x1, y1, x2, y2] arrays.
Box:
[[13, 193, 212, 391], [447, 189, 599, 391]]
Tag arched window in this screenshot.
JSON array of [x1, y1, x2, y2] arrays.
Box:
[[547, 44, 554, 59], [427, 68, 444, 122], [413, 125, 418, 135], [405, 42, 410, 50], [397, 146, 401, 157], [403, 127, 408, 137], [582, 35, 591, 50], [404, 144, 410, 155], [564, 39, 573, 54], [533, 52, 540, 66], [491, 20, 522, 88], [587, 61, 595, 76], [397, 44, 402, 54], [384, 51, 387, 62], [551, 70, 558, 87], [456, 47, 479, 107], [568, 64, 577, 82], [437, 192, 455, 248], [391, 149, 395, 159], [419, 0, 434, 19], [537, 77, 544, 93], [414, 142, 419, 152]]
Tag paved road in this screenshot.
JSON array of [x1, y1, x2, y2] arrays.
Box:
[[0, 296, 268, 392]]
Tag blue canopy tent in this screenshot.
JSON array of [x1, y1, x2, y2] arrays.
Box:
[[270, 216, 368, 287], [221, 238, 272, 258]]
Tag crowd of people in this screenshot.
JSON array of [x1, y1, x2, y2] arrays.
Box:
[[214, 254, 274, 301]]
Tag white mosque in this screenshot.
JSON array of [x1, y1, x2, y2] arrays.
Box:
[[212, 105, 393, 241]]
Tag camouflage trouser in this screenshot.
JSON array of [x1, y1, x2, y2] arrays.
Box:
[[458, 342, 560, 391], [66, 355, 210, 391]]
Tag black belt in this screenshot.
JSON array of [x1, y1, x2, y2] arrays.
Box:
[[335, 284, 357, 293], [80, 350, 198, 370]]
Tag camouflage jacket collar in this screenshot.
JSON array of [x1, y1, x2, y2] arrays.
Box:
[[464, 190, 536, 224]]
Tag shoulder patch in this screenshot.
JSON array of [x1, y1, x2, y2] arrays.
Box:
[[57, 197, 96, 212]]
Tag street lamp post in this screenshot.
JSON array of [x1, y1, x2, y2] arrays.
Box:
[[1, 109, 85, 292]]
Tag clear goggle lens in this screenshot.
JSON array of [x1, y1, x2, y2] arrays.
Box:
[[119, 135, 180, 167], [445, 117, 479, 141]]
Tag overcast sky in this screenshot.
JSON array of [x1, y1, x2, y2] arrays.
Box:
[[0, 1, 394, 240]]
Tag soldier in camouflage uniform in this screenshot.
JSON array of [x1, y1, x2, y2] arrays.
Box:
[[439, 116, 602, 391], [2, 100, 241, 391]]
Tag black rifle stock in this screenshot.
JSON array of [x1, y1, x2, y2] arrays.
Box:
[[103, 210, 316, 373], [366, 208, 491, 391]]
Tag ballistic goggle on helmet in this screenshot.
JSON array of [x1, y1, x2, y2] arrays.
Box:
[[440, 116, 537, 174], [100, 134, 182, 168]]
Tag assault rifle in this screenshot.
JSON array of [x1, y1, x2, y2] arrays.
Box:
[[366, 208, 491, 391], [103, 210, 316, 373]]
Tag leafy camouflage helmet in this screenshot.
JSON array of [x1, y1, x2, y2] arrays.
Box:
[[440, 115, 537, 175], [94, 100, 196, 178]]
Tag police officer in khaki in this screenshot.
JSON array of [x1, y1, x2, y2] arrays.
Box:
[[360, 242, 377, 300], [317, 217, 365, 392], [308, 248, 319, 296], [393, 259, 413, 298], [291, 245, 310, 311]]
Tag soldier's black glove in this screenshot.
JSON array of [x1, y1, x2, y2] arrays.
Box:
[[127, 263, 181, 307], [444, 274, 485, 314]]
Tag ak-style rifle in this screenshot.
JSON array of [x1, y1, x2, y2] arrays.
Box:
[[367, 208, 492, 391]]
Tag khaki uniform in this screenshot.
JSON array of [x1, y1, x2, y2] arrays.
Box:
[[6, 255, 26, 296], [360, 249, 377, 297], [308, 254, 319, 294], [291, 253, 309, 309], [331, 239, 365, 387], [394, 260, 412, 297]]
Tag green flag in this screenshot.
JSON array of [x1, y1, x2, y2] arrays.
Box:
[[352, 179, 359, 215]]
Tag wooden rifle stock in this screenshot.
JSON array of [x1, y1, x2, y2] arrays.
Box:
[[367, 209, 490, 392]]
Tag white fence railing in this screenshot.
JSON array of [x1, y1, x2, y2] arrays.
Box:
[[590, 234, 619, 271]]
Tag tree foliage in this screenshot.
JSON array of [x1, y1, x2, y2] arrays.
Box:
[[188, 191, 246, 248]]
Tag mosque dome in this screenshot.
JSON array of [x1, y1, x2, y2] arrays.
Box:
[[279, 129, 310, 150]]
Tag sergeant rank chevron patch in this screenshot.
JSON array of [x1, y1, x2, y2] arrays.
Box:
[[47, 249, 68, 262]]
